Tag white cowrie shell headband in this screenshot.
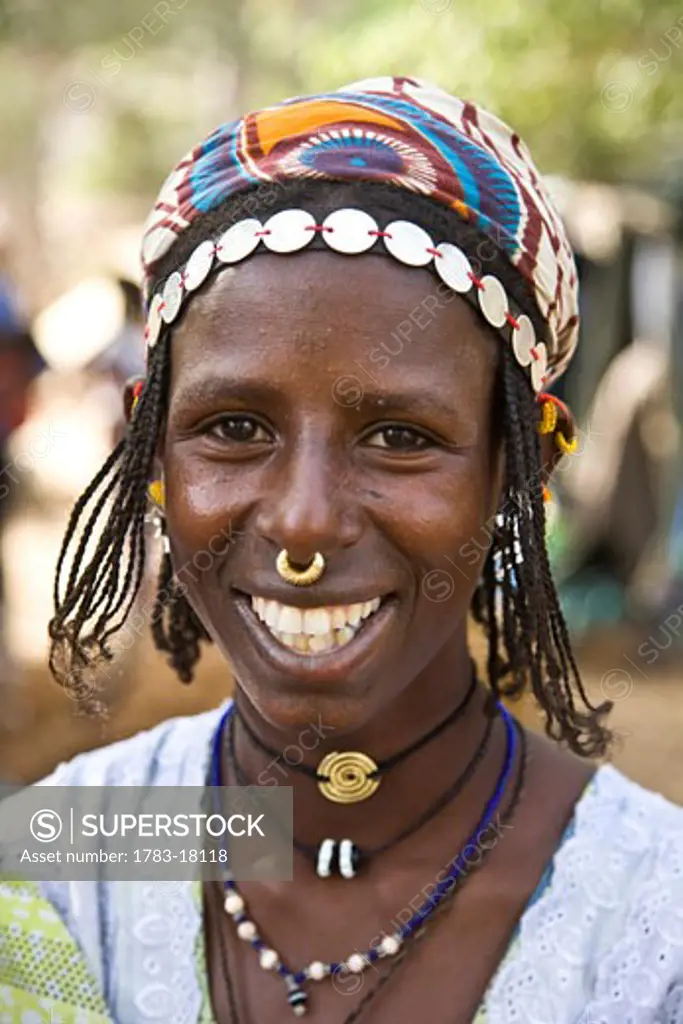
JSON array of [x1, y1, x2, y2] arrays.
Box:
[[145, 207, 549, 392]]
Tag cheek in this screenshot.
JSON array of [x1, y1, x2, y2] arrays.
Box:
[[397, 452, 495, 554], [164, 451, 245, 558], [397, 456, 496, 619]]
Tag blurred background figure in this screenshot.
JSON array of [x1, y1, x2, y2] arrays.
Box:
[[84, 277, 146, 446], [0, 243, 44, 718], [0, 0, 681, 796], [546, 182, 683, 644]]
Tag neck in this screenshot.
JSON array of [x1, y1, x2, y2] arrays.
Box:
[[225, 633, 508, 851]]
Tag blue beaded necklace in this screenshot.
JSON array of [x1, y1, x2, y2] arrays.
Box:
[[209, 701, 518, 1016]]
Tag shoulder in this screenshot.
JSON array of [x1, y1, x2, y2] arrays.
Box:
[[487, 765, 683, 1022], [573, 764, 683, 912], [562, 763, 683, 942], [38, 701, 230, 788], [576, 762, 683, 851], [565, 766, 683, 1013]]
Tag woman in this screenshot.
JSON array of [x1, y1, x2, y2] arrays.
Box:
[[2, 75, 682, 1023]]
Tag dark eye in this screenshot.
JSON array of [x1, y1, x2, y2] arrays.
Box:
[[365, 425, 432, 451], [207, 416, 270, 443]]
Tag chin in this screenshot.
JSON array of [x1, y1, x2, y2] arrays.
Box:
[[229, 658, 391, 735], [216, 588, 404, 734]]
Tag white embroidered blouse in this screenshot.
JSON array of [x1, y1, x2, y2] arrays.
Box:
[[23, 704, 683, 1023]]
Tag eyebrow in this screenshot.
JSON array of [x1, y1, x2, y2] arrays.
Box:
[[353, 388, 456, 421], [172, 378, 281, 408], [172, 377, 457, 422]]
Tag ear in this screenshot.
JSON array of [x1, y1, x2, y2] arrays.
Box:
[[536, 393, 578, 486]]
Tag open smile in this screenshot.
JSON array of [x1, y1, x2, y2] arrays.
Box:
[[232, 590, 398, 683]]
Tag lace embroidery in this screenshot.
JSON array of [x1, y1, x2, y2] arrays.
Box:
[[484, 766, 683, 1023]]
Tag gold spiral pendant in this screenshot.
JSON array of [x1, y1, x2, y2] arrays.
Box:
[[316, 751, 380, 804]]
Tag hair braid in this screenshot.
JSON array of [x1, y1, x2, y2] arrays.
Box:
[[53, 446, 123, 614], [48, 332, 209, 703], [478, 346, 612, 756], [150, 551, 211, 683]]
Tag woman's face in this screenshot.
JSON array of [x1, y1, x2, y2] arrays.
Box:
[[162, 251, 502, 730]]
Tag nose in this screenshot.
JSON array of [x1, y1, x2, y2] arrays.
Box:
[[255, 436, 362, 564]]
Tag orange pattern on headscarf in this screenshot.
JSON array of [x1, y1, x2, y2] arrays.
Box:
[[251, 100, 406, 156]]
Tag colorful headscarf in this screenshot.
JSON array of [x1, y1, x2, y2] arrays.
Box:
[[141, 75, 579, 380]]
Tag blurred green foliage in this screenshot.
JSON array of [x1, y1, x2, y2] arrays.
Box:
[[0, 0, 682, 200]]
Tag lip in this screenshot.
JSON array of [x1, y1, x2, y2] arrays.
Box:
[[232, 590, 399, 685], [232, 586, 394, 609]]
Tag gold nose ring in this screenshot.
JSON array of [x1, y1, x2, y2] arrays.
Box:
[[275, 549, 326, 586]]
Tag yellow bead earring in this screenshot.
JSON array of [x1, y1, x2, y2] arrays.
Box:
[[554, 432, 578, 456], [537, 398, 558, 436], [536, 393, 578, 456], [148, 480, 165, 508]]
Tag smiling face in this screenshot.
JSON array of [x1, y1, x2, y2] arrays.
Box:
[[161, 250, 503, 731]]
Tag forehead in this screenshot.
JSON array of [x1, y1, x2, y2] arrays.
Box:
[[169, 250, 498, 389]]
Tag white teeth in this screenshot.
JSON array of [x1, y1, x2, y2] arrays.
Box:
[[308, 633, 335, 653], [248, 594, 385, 655], [363, 598, 381, 618], [303, 609, 333, 635], [277, 606, 303, 633], [345, 604, 363, 627], [331, 606, 349, 629], [264, 601, 280, 628]]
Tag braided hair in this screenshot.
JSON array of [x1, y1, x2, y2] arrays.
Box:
[[48, 179, 612, 756]]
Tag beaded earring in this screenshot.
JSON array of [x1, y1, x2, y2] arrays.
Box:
[[536, 392, 578, 457], [147, 479, 165, 508], [130, 380, 144, 418], [147, 479, 169, 553], [537, 396, 558, 436], [554, 431, 578, 456]]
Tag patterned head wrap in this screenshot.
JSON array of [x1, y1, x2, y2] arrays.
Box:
[[141, 75, 579, 381]]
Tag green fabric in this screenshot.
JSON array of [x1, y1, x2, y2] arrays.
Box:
[[192, 882, 215, 1024], [0, 879, 111, 1023]]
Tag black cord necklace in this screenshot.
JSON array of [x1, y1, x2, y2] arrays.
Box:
[[234, 667, 478, 806], [213, 716, 529, 1024], [229, 703, 497, 878]]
